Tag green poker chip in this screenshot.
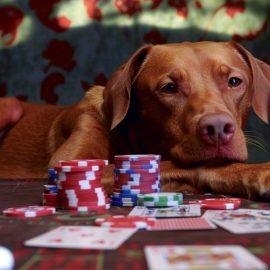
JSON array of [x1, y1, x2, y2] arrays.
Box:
[[137, 192, 183, 203], [137, 198, 183, 208]]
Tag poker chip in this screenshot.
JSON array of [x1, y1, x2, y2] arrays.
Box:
[[111, 197, 137, 203], [57, 159, 108, 167], [111, 201, 136, 207], [58, 171, 102, 181], [3, 206, 55, 218], [118, 163, 159, 170], [44, 159, 110, 212], [138, 193, 183, 203], [111, 154, 162, 207], [95, 215, 156, 229], [112, 192, 138, 199], [114, 155, 161, 161], [114, 168, 160, 174], [189, 198, 241, 210], [67, 204, 110, 212], [137, 199, 183, 207], [55, 165, 103, 173]]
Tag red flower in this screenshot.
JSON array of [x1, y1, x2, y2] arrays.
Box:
[[144, 30, 167, 44], [40, 72, 64, 104], [43, 39, 76, 72], [29, 0, 71, 32], [0, 6, 24, 46], [84, 0, 102, 21], [168, 0, 188, 18], [115, 0, 142, 16]]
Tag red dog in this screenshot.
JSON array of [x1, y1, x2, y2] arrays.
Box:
[[0, 41, 269, 199]]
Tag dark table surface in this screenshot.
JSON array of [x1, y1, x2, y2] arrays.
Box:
[[1, 179, 270, 270]]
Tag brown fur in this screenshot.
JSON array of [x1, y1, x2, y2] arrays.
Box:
[[0, 41, 270, 200]]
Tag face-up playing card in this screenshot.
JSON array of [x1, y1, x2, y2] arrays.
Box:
[[25, 226, 137, 249], [144, 245, 267, 270], [129, 205, 201, 218], [203, 209, 270, 234], [147, 217, 216, 231]]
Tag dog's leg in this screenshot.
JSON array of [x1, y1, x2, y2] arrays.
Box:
[[160, 161, 270, 200], [48, 113, 110, 167]]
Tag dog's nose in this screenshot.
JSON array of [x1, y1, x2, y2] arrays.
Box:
[[198, 114, 235, 145]]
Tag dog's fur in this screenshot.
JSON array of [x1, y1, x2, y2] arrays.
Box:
[[0, 41, 270, 199]]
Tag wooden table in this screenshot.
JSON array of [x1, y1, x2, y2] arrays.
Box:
[[1, 179, 270, 270]]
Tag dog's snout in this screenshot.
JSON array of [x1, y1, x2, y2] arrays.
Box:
[[198, 114, 235, 145]]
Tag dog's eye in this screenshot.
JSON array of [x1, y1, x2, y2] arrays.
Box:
[[228, 77, 242, 88], [162, 83, 176, 93]]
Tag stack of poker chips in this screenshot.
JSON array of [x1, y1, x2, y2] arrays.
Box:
[[137, 192, 183, 207], [55, 160, 110, 212], [111, 155, 161, 207], [42, 168, 59, 207]]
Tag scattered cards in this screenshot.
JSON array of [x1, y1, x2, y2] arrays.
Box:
[[129, 205, 201, 218], [144, 245, 267, 270], [147, 217, 216, 231], [25, 226, 137, 250], [203, 209, 270, 234]]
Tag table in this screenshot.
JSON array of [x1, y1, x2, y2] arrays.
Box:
[[1, 179, 270, 270]]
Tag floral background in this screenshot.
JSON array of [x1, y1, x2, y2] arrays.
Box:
[[0, 0, 269, 105]]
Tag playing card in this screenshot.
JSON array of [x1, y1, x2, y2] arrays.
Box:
[[144, 245, 267, 270], [147, 217, 216, 231], [203, 209, 270, 234], [129, 205, 201, 218], [25, 226, 137, 249]]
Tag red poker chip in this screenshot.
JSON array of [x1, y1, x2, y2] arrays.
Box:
[[114, 178, 160, 185], [3, 206, 56, 218], [58, 172, 103, 181], [113, 182, 160, 189], [189, 198, 241, 210], [58, 187, 106, 194], [58, 181, 103, 189], [55, 165, 104, 173], [43, 194, 58, 201], [58, 188, 107, 196], [115, 162, 159, 170], [58, 193, 108, 201], [115, 168, 160, 174], [65, 204, 110, 212], [113, 187, 160, 194], [115, 173, 160, 181], [94, 215, 156, 228], [114, 155, 161, 161], [61, 200, 110, 207], [57, 159, 108, 167]]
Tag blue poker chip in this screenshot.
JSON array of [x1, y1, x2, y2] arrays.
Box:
[[112, 193, 138, 199], [111, 197, 137, 203], [114, 168, 159, 174], [48, 168, 57, 174], [111, 201, 136, 207], [118, 164, 157, 169]]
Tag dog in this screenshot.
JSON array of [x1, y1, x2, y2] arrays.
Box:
[[0, 41, 269, 200]]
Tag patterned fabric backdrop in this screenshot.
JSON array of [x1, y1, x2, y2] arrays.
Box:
[[0, 0, 269, 105]]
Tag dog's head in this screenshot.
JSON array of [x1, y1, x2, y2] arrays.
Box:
[[103, 41, 270, 165]]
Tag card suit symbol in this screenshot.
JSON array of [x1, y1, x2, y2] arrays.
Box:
[[80, 233, 94, 237], [68, 228, 81, 232], [50, 238, 63, 243], [109, 229, 121, 233], [94, 240, 106, 245]]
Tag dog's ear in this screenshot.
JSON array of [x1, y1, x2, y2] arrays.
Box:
[[103, 45, 152, 130], [229, 41, 270, 123]]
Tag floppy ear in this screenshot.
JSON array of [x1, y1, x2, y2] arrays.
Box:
[[229, 41, 270, 123], [103, 45, 152, 130]]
